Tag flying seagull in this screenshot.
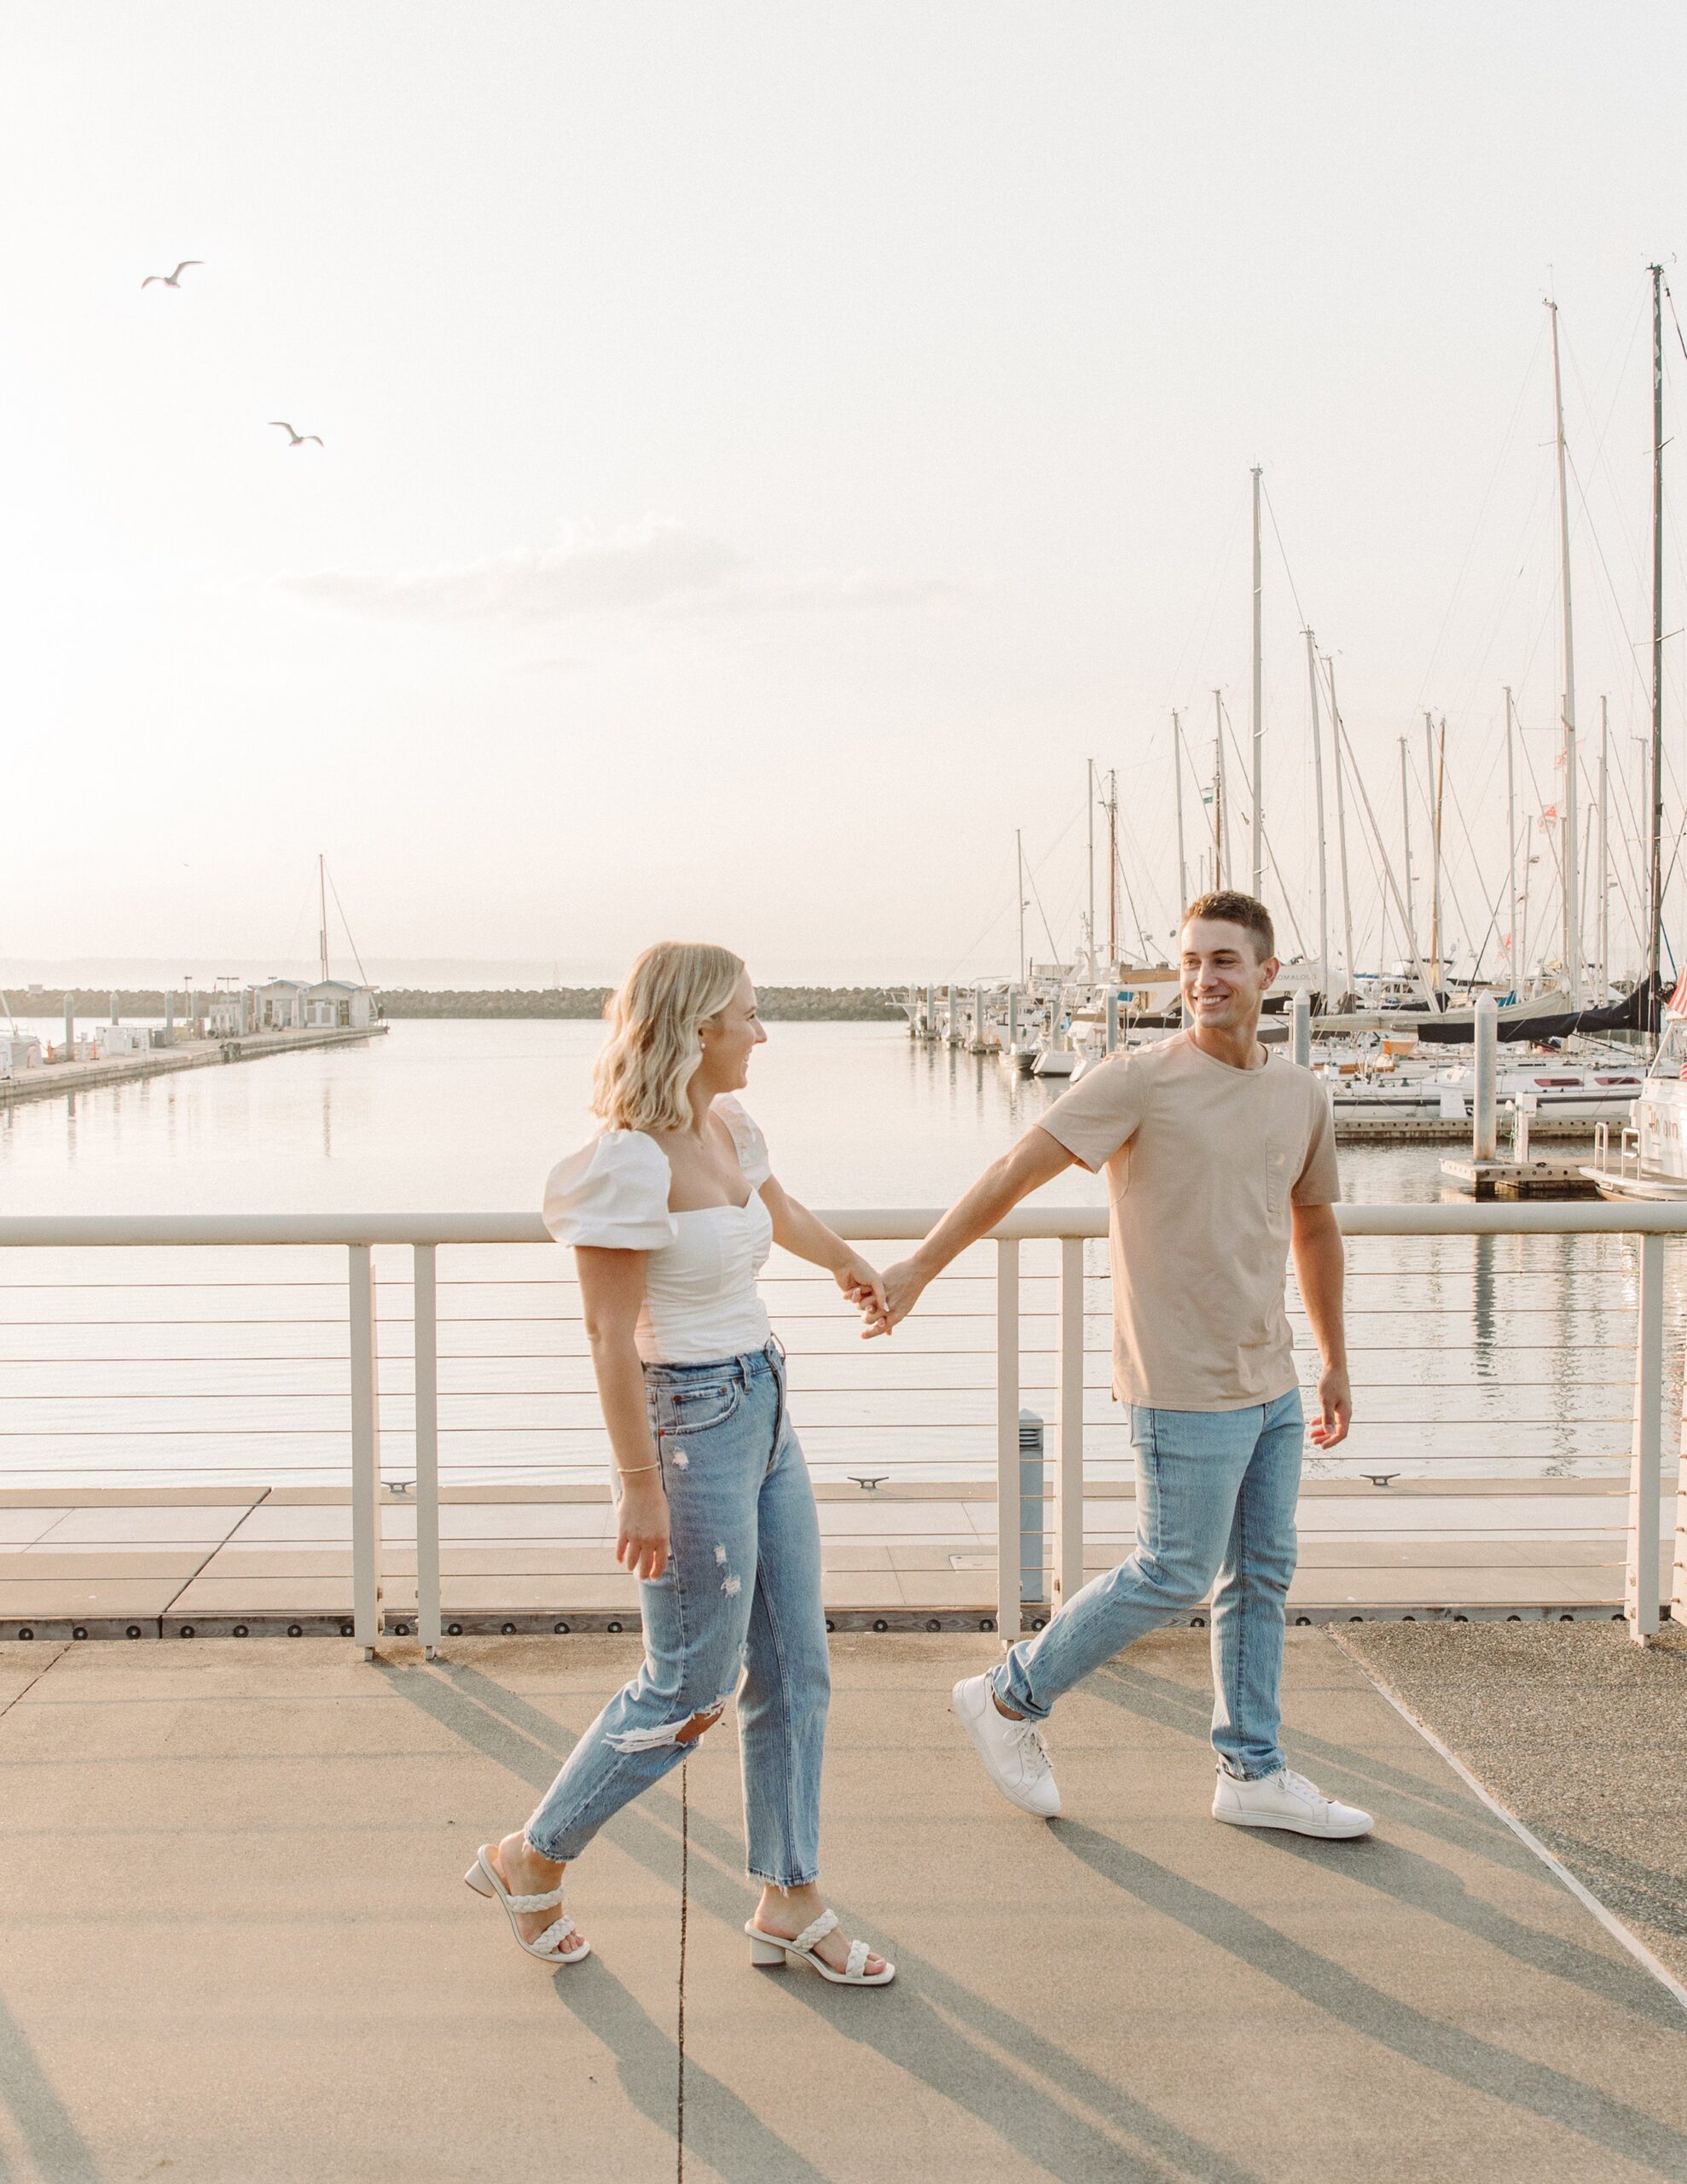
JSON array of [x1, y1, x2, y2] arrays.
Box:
[[270, 421, 323, 447], [142, 260, 201, 289]]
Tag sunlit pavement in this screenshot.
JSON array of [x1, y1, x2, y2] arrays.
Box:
[[0, 1629, 1682, 2184]]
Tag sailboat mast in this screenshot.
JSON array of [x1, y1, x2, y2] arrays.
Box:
[[1172, 712, 1188, 921], [1434, 719, 1446, 992], [1399, 736, 1417, 979], [1548, 295, 1581, 1004], [1649, 262, 1666, 1020], [317, 852, 329, 985], [1213, 690, 1226, 889], [1504, 688, 1520, 995], [1016, 828, 1026, 987], [1250, 466, 1264, 898], [1597, 694, 1609, 993], [1107, 771, 1120, 971], [1086, 760, 1096, 971], [1422, 714, 1441, 995], [1304, 630, 1329, 1002], [1324, 656, 1355, 1007]]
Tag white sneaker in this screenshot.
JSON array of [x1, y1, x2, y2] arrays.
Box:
[[952, 1675, 1062, 1817], [1212, 1765, 1372, 1838]]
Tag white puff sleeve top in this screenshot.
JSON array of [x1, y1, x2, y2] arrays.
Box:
[[542, 1095, 775, 1364]]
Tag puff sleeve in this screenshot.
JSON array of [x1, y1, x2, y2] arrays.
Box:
[[542, 1131, 676, 1249], [716, 1095, 773, 1187]]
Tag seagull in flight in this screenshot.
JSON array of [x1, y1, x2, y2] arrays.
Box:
[[270, 421, 323, 448], [142, 260, 201, 289]]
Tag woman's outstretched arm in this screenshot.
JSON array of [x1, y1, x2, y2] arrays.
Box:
[[758, 1173, 888, 1327]]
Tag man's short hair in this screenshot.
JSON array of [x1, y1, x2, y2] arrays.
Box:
[[1180, 891, 1276, 961]]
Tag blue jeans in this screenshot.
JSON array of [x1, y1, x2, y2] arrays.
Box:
[[994, 1389, 1303, 1779], [525, 1342, 831, 1887]]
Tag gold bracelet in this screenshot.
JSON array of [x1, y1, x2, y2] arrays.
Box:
[[618, 1462, 662, 1476]]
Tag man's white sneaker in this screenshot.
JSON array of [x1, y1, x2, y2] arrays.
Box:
[[952, 1675, 1062, 1817], [1212, 1766, 1371, 1838]]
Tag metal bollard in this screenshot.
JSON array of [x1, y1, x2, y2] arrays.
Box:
[[1020, 1409, 1047, 1613], [1291, 988, 1311, 1067], [1105, 991, 1120, 1054], [1472, 991, 1499, 1161]]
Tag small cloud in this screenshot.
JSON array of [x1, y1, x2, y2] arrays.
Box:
[[281, 517, 948, 627]]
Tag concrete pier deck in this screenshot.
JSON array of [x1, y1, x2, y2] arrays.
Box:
[[0, 1628, 1681, 2183], [0, 1476, 1670, 1641]]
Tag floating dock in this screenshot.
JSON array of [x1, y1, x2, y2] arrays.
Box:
[[0, 1022, 387, 1107]]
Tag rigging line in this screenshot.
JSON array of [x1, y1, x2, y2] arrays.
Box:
[[1562, 292, 1649, 595], [1662, 274, 1687, 367], [323, 867, 374, 991], [1260, 482, 1309, 630], [1023, 860, 1062, 965], [1217, 697, 1311, 960], [1412, 321, 1548, 721], [1565, 449, 1653, 708], [1110, 839, 1152, 961]]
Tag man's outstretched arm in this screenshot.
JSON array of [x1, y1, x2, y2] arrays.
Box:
[[868, 1125, 1077, 1334]]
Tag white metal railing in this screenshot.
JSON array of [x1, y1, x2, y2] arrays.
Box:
[[0, 1203, 1681, 1654]]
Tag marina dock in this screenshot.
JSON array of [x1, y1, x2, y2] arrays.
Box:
[[0, 1021, 386, 1108]]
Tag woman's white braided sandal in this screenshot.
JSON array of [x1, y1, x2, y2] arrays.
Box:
[[745, 1908, 894, 1986], [465, 1844, 591, 1964]]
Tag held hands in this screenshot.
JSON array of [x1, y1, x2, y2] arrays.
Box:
[[1308, 1365, 1352, 1449], [832, 1250, 888, 1329], [860, 1257, 930, 1339], [616, 1475, 671, 1583]]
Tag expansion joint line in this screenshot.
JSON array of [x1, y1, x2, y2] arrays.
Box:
[[0, 1642, 70, 1728]]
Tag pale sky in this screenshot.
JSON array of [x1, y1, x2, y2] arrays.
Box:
[[4, 3, 1686, 986]]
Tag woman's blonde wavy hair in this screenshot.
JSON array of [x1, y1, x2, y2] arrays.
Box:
[[592, 943, 746, 1136]]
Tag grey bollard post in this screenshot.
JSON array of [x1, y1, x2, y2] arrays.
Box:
[[109, 991, 119, 1025], [948, 983, 959, 1043], [164, 993, 175, 1045], [1472, 991, 1499, 1162], [1019, 1409, 1047, 1613], [925, 984, 936, 1040], [1006, 985, 1020, 1048], [62, 995, 73, 1058], [1105, 991, 1120, 1054], [1291, 988, 1312, 1067], [974, 983, 987, 1048]]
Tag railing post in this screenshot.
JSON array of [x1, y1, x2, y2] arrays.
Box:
[[996, 1237, 1021, 1640], [1053, 1236, 1085, 1611], [349, 1244, 383, 1657], [1628, 1231, 1664, 1642], [413, 1244, 442, 1659]]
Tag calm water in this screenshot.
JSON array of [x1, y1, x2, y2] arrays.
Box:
[[0, 1021, 1666, 1489]]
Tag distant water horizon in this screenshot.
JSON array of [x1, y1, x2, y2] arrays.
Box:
[[0, 956, 932, 993]]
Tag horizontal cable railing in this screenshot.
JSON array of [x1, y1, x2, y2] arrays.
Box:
[[0, 1206, 1678, 1653]]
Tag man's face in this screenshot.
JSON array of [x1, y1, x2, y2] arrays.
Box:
[[1179, 918, 1278, 1032]]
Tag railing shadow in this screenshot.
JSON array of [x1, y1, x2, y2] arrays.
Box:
[[0, 1980, 103, 2184], [380, 1656, 1268, 2184], [1052, 1819, 1687, 2181]]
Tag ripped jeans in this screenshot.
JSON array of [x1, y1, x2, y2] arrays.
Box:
[[524, 1342, 830, 1888]]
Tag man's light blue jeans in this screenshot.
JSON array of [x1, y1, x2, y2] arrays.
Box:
[[525, 1343, 830, 1887], [993, 1388, 1303, 1779]]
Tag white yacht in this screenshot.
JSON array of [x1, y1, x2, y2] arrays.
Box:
[[1584, 1008, 1687, 1199]]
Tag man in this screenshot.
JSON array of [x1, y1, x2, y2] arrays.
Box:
[[873, 892, 1371, 1839]]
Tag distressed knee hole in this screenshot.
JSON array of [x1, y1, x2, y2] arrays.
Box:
[[606, 1698, 728, 1755]]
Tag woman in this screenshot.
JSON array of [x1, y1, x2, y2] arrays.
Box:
[[466, 943, 894, 1986]]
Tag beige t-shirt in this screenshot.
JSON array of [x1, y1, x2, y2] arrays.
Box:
[[1039, 1032, 1341, 1412]]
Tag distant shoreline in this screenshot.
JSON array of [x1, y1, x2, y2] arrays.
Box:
[[20, 987, 909, 1024]]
